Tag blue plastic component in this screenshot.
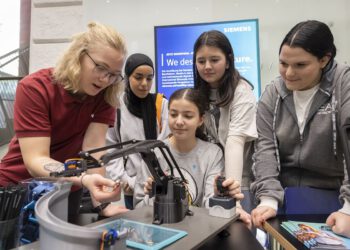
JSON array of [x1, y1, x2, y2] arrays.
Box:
[[94, 219, 187, 250], [20, 181, 55, 244], [102, 229, 118, 246]]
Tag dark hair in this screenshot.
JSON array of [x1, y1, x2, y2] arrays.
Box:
[[279, 20, 337, 71], [169, 88, 208, 140], [193, 30, 241, 108]]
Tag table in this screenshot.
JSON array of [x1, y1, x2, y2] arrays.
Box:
[[263, 214, 329, 250], [14, 207, 263, 250], [90, 206, 264, 250]]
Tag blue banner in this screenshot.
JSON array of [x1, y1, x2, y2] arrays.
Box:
[[154, 19, 261, 100]]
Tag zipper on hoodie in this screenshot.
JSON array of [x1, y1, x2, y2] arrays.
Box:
[[297, 133, 304, 186], [297, 133, 303, 167], [299, 133, 303, 144]]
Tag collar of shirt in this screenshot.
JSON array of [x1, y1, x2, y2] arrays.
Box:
[[58, 84, 96, 104]]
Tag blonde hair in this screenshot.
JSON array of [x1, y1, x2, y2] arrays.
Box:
[[53, 22, 127, 107]]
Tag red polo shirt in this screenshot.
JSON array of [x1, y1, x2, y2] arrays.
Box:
[[0, 68, 115, 186]]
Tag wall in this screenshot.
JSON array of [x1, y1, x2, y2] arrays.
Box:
[[83, 0, 350, 93], [30, 0, 350, 95], [29, 0, 84, 73]]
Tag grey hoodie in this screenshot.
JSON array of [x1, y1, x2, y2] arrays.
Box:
[[251, 62, 350, 208]]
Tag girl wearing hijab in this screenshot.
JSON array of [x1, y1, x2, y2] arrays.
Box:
[[106, 53, 170, 209]]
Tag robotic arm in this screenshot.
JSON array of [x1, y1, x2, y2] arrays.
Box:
[[50, 140, 192, 224]]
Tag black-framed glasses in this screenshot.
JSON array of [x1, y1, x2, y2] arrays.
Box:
[[85, 52, 124, 85]]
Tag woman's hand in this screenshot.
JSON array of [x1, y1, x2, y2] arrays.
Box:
[[123, 182, 133, 195], [326, 211, 350, 238], [82, 174, 122, 203], [99, 203, 129, 217], [237, 206, 252, 229], [214, 176, 244, 201], [143, 177, 154, 195], [251, 206, 277, 228]]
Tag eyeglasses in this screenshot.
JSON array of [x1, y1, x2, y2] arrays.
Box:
[[85, 52, 124, 85]]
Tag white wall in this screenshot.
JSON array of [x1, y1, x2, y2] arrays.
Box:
[[83, 0, 350, 93], [30, 0, 350, 95], [29, 0, 84, 73]]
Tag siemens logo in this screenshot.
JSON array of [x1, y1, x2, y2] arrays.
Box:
[[224, 26, 252, 32]]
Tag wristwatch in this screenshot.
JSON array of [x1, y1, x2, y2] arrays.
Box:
[[91, 202, 111, 214]]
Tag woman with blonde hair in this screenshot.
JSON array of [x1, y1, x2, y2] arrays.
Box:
[[0, 22, 128, 217]]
